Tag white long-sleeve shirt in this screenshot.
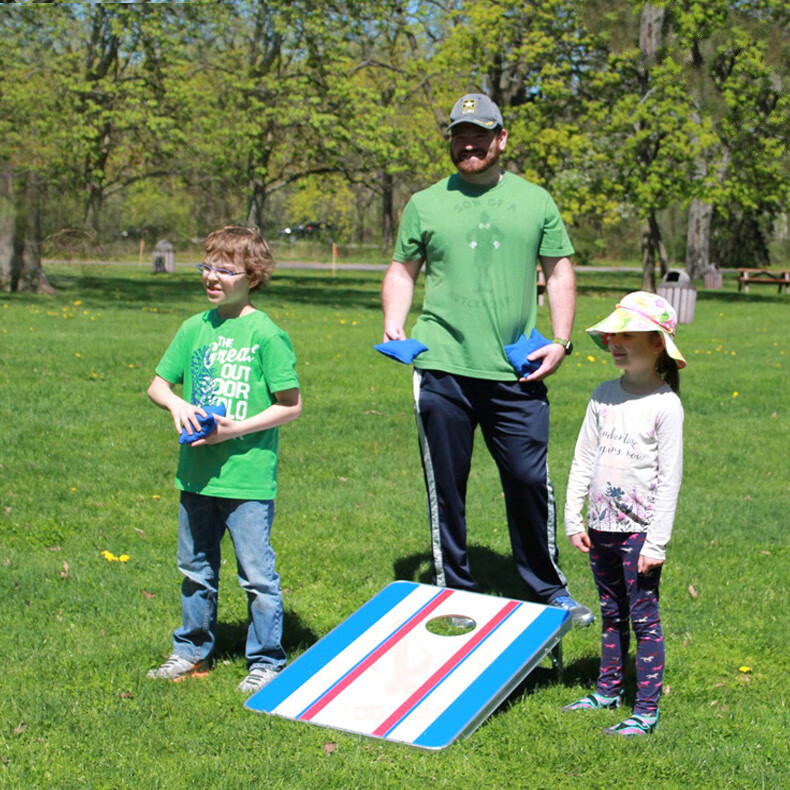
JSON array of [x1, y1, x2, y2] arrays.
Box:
[[564, 379, 684, 561]]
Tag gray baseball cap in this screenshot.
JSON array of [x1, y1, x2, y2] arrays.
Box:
[[448, 93, 504, 131]]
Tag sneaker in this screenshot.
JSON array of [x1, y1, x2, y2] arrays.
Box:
[[561, 692, 623, 712], [237, 665, 280, 695], [603, 711, 659, 736], [550, 594, 595, 627], [147, 653, 210, 682]]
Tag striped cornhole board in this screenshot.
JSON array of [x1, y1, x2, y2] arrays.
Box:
[[245, 581, 571, 750]]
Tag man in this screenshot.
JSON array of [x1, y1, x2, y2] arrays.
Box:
[[381, 93, 592, 625]]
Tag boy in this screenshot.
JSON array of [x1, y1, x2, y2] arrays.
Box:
[[146, 225, 301, 694]]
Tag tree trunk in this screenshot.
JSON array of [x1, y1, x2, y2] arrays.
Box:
[[639, 4, 665, 66], [640, 210, 666, 292], [686, 198, 713, 277], [246, 183, 266, 231], [0, 169, 55, 294], [381, 171, 394, 252]]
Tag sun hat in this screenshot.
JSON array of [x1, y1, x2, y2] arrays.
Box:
[[586, 291, 686, 368], [448, 94, 504, 131]]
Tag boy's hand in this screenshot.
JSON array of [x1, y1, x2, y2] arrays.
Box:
[[190, 414, 236, 446], [568, 532, 591, 553], [172, 402, 207, 438]]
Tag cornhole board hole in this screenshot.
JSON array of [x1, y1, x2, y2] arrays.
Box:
[[245, 581, 571, 750]]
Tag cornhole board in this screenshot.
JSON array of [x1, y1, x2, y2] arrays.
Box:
[[245, 581, 571, 750]]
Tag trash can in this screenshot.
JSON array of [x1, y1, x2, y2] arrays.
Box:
[[657, 269, 696, 324], [152, 239, 175, 274], [703, 265, 723, 290]]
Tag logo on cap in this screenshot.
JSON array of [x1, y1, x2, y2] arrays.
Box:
[[462, 99, 476, 114]]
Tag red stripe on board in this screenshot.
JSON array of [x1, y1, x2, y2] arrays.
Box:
[[299, 588, 454, 722], [372, 599, 521, 737]]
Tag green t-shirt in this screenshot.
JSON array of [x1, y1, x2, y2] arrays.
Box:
[[155, 308, 299, 500], [393, 172, 574, 379]]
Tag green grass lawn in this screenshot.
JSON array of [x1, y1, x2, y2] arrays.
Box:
[[1, 265, 788, 789]]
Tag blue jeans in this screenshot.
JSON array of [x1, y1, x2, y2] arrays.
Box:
[[173, 491, 286, 670]]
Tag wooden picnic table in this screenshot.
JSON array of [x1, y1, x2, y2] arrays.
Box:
[[737, 268, 790, 294]]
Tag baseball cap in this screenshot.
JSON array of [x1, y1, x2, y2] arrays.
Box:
[[448, 94, 504, 131]]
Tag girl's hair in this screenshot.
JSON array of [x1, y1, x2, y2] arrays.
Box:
[[657, 349, 680, 396], [203, 225, 275, 291]]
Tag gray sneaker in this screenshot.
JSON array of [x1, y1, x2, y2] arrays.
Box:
[[237, 666, 280, 695], [147, 653, 210, 682], [551, 595, 595, 627]]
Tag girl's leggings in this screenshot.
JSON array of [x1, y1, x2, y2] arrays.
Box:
[[589, 529, 664, 716]]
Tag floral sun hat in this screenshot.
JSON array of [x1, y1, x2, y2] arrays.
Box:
[[586, 291, 687, 368]]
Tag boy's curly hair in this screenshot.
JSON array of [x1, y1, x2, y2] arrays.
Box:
[[203, 225, 275, 290]]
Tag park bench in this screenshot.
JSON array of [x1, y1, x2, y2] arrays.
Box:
[[737, 268, 790, 294]]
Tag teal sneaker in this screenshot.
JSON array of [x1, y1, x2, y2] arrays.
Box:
[[561, 692, 623, 712], [603, 710, 659, 736]]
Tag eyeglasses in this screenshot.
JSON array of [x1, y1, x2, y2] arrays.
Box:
[[195, 262, 247, 278]]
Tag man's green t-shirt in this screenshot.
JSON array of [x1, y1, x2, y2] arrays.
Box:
[[155, 309, 299, 500], [393, 172, 574, 379]]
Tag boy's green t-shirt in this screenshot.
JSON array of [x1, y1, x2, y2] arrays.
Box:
[[393, 172, 574, 379], [155, 308, 299, 500]]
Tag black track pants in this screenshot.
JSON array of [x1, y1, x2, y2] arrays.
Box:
[[413, 369, 568, 603]]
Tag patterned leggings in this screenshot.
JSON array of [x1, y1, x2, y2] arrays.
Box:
[[589, 529, 664, 716]]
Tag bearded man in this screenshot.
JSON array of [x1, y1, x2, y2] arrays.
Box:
[[381, 93, 592, 625]]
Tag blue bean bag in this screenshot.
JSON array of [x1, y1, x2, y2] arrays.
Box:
[[374, 339, 429, 364], [504, 329, 551, 376], [179, 404, 227, 444]]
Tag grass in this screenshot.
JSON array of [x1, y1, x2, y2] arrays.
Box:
[[1, 264, 789, 789]]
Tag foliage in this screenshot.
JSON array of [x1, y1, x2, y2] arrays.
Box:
[[1, 1, 789, 283]]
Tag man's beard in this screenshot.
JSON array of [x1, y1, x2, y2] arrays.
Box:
[[450, 144, 501, 175]]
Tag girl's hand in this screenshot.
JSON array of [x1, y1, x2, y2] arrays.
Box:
[[569, 532, 592, 553], [638, 554, 664, 574]]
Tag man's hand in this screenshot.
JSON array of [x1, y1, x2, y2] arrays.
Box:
[[520, 342, 567, 382]]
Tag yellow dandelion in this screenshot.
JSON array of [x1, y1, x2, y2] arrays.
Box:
[[732, 391, 739, 398], [738, 665, 751, 674], [152, 495, 161, 500], [101, 550, 118, 561], [91, 372, 99, 380], [75, 353, 82, 358], [118, 554, 130, 563], [70, 487, 78, 493], [586, 355, 596, 362], [73, 300, 82, 307]]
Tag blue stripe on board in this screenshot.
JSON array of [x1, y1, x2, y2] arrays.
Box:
[[245, 580, 418, 713], [412, 607, 567, 749]]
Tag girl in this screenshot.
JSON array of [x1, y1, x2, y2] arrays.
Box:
[[561, 291, 685, 736]]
